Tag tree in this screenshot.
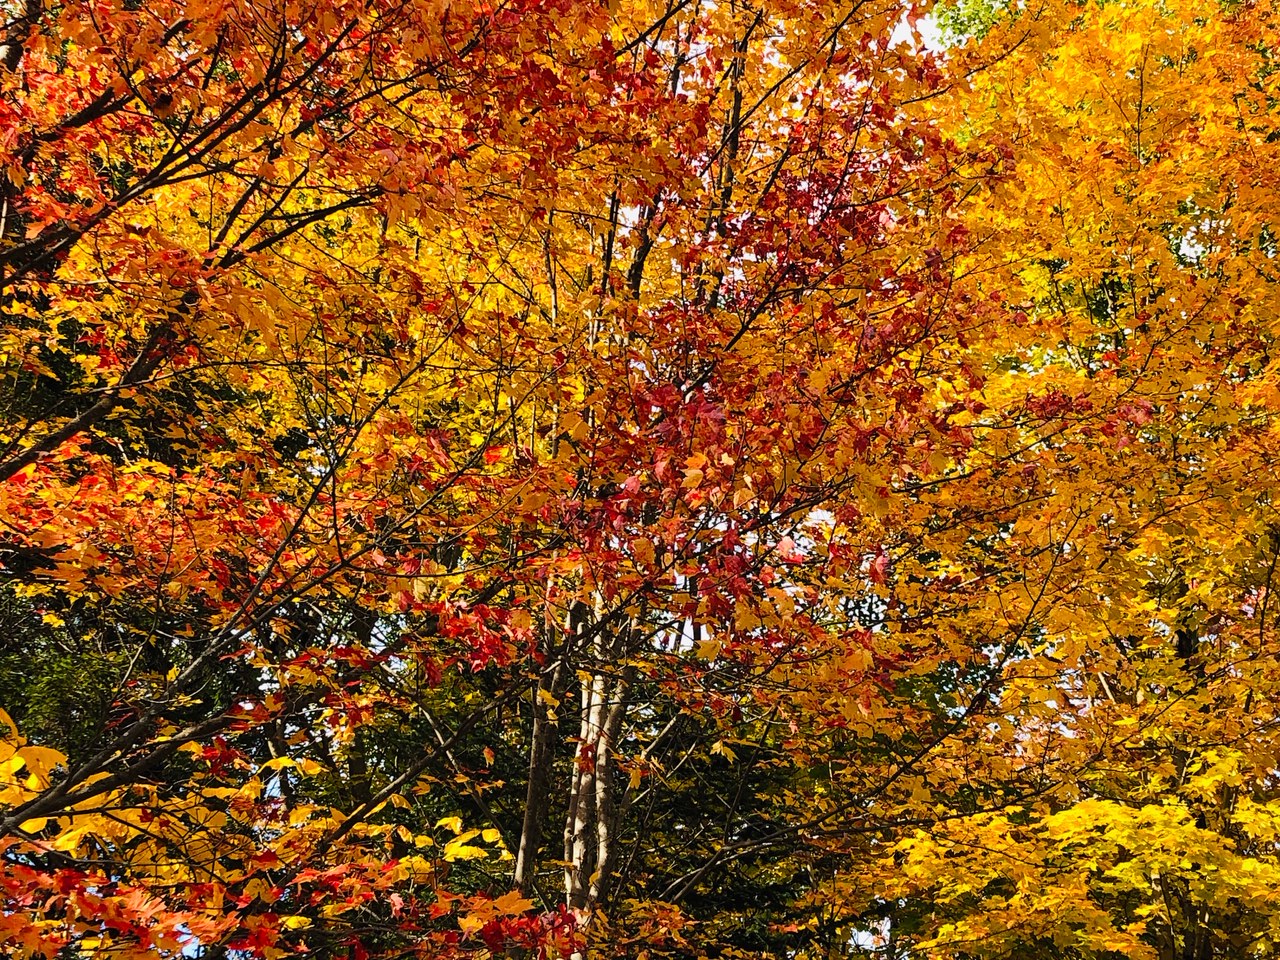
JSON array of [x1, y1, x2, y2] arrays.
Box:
[[1, 0, 1000, 953], [9, 0, 1280, 958], [857, 0, 1280, 956]]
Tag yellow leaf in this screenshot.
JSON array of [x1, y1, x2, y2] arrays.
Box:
[[492, 890, 534, 914], [444, 839, 488, 862], [711, 741, 737, 763], [537, 688, 561, 709], [18, 746, 65, 786], [695, 637, 721, 661]]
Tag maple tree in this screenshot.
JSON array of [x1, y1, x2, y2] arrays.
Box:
[[856, 1, 1280, 956], [7, 0, 1280, 957]]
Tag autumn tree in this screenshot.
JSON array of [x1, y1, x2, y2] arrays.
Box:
[[853, 0, 1280, 957], [0, 0, 999, 952], [10, 0, 1280, 958]]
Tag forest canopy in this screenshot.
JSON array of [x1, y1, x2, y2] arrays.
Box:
[[4, 0, 1280, 957]]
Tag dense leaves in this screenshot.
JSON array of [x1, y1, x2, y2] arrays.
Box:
[[5, 0, 1280, 957]]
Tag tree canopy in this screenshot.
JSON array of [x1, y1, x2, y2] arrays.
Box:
[[4, 0, 1280, 957]]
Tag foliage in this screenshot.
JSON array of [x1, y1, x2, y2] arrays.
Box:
[[5, 0, 1280, 958]]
